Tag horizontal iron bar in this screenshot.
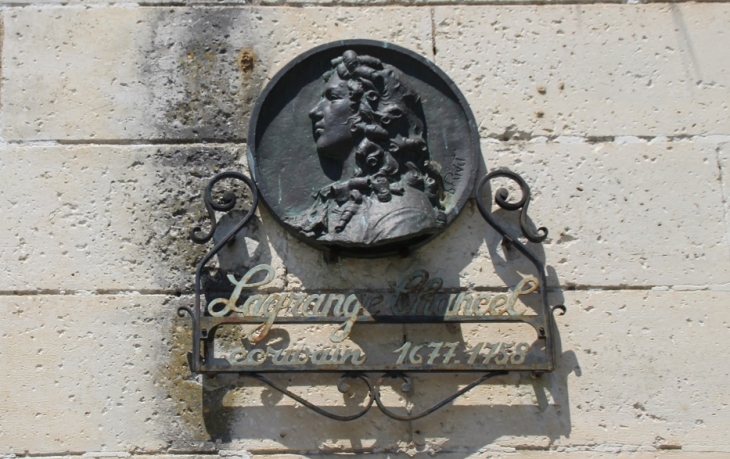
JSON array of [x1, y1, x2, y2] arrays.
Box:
[[198, 363, 552, 373], [200, 315, 544, 325]]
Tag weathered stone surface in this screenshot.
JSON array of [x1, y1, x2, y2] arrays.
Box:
[[405, 290, 730, 452], [0, 295, 196, 454], [3, 140, 726, 293], [0, 0, 677, 4], [717, 141, 730, 252], [2, 0, 730, 455], [484, 139, 730, 288], [246, 453, 730, 458], [434, 4, 730, 138], [9, 453, 730, 459], [1, 7, 432, 141], [0, 143, 285, 292]]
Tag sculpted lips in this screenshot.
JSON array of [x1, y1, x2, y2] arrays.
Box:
[[313, 122, 324, 139]]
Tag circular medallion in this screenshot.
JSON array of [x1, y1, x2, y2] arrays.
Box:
[[248, 40, 480, 258]]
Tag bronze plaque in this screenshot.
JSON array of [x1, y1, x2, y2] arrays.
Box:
[[248, 40, 480, 257]]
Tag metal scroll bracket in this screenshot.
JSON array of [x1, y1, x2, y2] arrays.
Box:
[[475, 169, 567, 365], [177, 169, 566, 421], [178, 171, 259, 373]]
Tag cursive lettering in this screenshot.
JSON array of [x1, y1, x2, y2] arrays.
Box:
[[227, 346, 367, 366], [206, 265, 540, 344]]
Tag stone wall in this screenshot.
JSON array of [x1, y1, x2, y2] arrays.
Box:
[[1, 1, 729, 458]]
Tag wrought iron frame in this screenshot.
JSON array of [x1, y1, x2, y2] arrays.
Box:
[[177, 169, 565, 421]]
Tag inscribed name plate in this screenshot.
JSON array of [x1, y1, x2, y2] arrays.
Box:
[[247, 40, 480, 258], [200, 265, 548, 372]]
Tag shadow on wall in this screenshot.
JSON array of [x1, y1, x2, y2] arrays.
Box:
[[199, 349, 580, 452], [181, 174, 580, 452]]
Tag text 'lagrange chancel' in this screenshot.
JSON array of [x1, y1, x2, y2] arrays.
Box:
[[207, 264, 539, 344]]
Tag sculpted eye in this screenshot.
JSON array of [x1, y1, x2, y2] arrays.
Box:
[[325, 89, 341, 101]]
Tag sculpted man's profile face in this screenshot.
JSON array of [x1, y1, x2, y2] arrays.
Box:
[[285, 49, 447, 246], [309, 71, 356, 160]]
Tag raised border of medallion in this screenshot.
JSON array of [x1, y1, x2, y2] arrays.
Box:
[[247, 40, 481, 258]]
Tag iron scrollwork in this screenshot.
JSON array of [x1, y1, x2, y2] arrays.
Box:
[[177, 169, 564, 421], [475, 169, 566, 343], [177, 171, 259, 373], [477, 169, 548, 244], [239, 371, 507, 421]]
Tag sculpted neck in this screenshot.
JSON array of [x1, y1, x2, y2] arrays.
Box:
[[341, 151, 359, 179]]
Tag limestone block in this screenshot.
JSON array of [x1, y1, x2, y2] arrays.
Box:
[[0, 143, 286, 292], [0, 294, 195, 454], [1, 7, 432, 141], [433, 4, 730, 138], [404, 290, 730, 452], [482, 139, 730, 289]]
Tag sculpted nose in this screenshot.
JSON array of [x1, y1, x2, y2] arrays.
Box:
[[309, 102, 323, 121]]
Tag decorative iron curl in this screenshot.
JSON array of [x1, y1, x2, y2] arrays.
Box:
[[475, 169, 564, 371], [552, 304, 567, 316], [248, 373, 375, 421], [191, 171, 258, 244], [372, 371, 507, 421], [235, 372, 510, 421], [477, 170, 547, 244], [183, 171, 259, 373]]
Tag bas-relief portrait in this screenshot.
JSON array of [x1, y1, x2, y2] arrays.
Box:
[[284, 50, 448, 246]]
